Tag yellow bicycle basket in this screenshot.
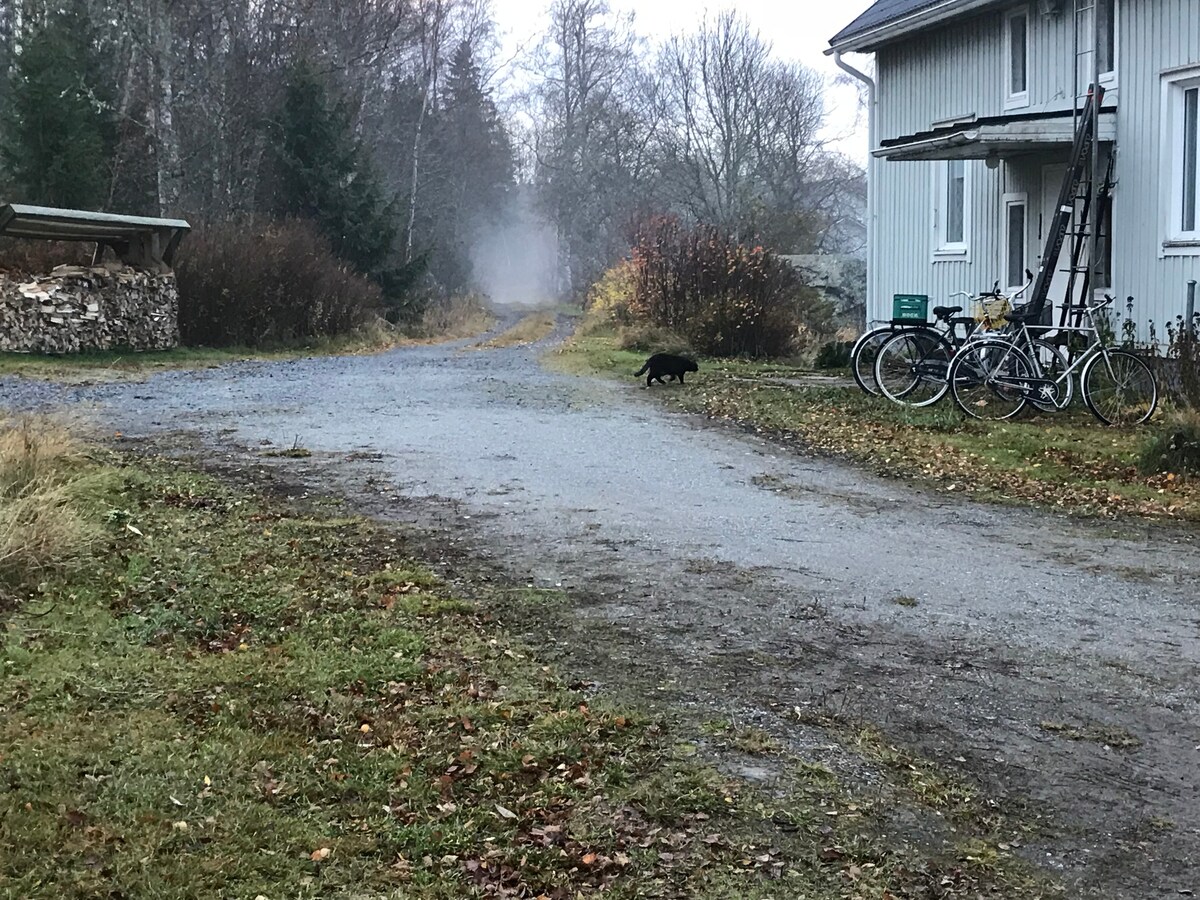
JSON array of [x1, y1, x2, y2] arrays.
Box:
[[972, 295, 1012, 331]]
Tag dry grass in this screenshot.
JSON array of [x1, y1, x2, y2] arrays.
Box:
[[0, 417, 96, 596], [614, 322, 692, 356], [472, 311, 556, 349], [416, 293, 495, 341]]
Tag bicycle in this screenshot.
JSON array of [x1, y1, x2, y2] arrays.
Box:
[[849, 295, 979, 397], [850, 323, 920, 396], [872, 276, 1059, 408], [947, 294, 1158, 425]]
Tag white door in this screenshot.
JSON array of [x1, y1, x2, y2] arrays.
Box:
[[1039, 164, 1087, 310]]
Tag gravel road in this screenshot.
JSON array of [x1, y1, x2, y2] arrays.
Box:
[[4, 329, 1198, 897]]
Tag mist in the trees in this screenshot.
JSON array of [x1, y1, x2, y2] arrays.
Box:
[[0, 0, 865, 309], [468, 188, 560, 307]]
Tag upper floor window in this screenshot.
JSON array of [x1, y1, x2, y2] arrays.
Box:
[[1097, 0, 1116, 78], [1163, 68, 1200, 252], [1005, 7, 1030, 109], [934, 159, 971, 258], [1077, 0, 1118, 92]]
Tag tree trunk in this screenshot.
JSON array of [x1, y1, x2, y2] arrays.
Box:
[[150, 0, 182, 215], [405, 79, 430, 263], [405, 0, 447, 264]]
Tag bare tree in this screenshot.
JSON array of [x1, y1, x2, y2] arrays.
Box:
[[651, 11, 843, 252], [530, 0, 659, 292]]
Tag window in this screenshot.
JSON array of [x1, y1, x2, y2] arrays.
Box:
[[1184, 86, 1198, 234], [947, 159, 966, 244], [934, 159, 970, 258], [1077, 0, 1117, 91], [1097, 0, 1116, 78], [1003, 194, 1028, 292], [1162, 68, 1200, 253], [1005, 7, 1030, 109]]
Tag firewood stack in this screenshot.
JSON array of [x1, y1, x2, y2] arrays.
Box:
[[0, 263, 180, 354]]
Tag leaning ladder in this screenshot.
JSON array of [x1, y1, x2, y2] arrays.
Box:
[[1027, 82, 1107, 321]]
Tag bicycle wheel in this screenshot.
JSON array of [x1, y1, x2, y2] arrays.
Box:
[[850, 326, 893, 396], [949, 339, 1033, 420], [874, 329, 952, 407], [1026, 338, 1073, 412], [1081, 349, 1158, 426]]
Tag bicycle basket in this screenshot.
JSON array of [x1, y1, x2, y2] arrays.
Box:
[[1009, 302, 1055, 329], [972, 295, 1012, 331]]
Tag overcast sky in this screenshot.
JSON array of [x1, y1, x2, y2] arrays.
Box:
[[489, 0, 877, 158]]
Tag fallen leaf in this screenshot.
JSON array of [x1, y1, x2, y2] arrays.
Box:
[[310, 847, 331, 862], [494, 803, 517, 820]]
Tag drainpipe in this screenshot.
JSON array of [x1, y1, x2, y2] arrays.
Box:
[[834, 51, 876, 327]]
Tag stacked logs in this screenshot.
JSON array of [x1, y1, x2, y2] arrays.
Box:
[[0, 264, 179, 354]]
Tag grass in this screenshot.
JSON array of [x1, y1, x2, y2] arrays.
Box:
[[0, 418, 102, 599], [0, 312, 496, 384], [0, 435, 1063, 898], [471, 312, 556, 350], [549, 329, 1200, 521], [1037, 720, 1142, 749]]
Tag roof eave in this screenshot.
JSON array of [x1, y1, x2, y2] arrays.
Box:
[[873, 113, 1119, 161], [828, 0, 1000, 54]]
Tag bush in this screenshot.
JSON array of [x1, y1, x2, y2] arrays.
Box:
[[626, 216, 832, 358], [1139, 409, 1200, 476], [175, 220, 383, 348], [586, 259, 637, 324], [1164, 314, 1200, 408], [814, 339, 853, 369], [0, 238, 95, 275]]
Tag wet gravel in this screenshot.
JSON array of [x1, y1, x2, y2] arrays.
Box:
[[4, 332, 1199, 896]]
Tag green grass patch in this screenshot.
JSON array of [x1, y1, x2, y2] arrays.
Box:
[[0, 448, 1064, 898], [550, 330, 1200, 521]]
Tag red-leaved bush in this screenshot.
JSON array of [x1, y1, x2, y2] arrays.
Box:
[[626, 216, 830, 358]]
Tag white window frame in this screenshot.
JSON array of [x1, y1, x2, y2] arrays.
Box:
[[1098, 0, 1118, 87], [1160, 65, 1200, 257], [1004, 6, 1031, 111], [1002, 192, 1029, 294], [933, 159, 972, 261], [1077, 0, 1119, 96]]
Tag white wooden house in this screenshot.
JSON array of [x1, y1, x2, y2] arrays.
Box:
[[828, 0, 1199, 337]]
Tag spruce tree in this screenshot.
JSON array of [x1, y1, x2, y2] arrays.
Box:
[[274, 61, 398, 276], [439, 42, 514, 233], [1, 4, 115, 209]]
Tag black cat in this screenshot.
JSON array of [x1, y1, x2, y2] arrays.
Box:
[[634, 353, 699, 387]]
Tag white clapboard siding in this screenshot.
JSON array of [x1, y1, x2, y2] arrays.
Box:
[[866, 0, 1200, 335]]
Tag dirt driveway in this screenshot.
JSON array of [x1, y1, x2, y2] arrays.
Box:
[[4, 330, 1199, 897]]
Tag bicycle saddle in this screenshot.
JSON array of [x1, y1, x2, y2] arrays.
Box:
[[932, 305, 963, 319]]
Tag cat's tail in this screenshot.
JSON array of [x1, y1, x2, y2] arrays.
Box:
[[633, 362, 649, 377]]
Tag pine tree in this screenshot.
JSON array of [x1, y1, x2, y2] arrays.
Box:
[[274, 61, 398, 276], [1, 4, 115, 209]]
